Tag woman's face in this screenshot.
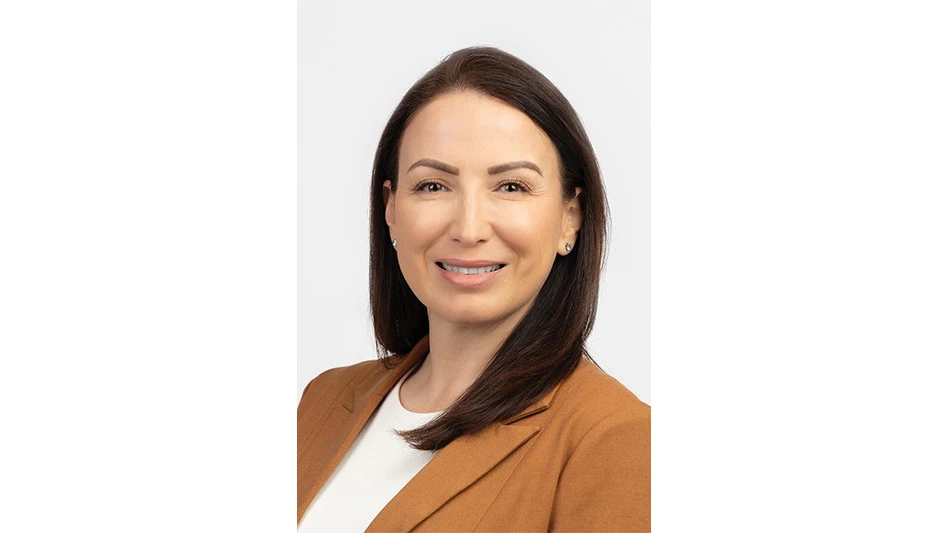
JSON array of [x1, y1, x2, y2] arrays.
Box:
[[383, 90, 582, 328]]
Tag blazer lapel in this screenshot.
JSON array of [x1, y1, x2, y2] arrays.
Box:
[[366, 370, 563, 531], [364, 421, 542, 532], [298, 334, 564, 529], [297, 336, 430, 523]]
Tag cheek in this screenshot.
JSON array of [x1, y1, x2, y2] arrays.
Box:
[[497, 207, 560, 258], [398, 204, 437, 239], [396, 205, 444, 265]]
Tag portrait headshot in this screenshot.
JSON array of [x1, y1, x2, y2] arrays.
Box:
[[298, 2, 649, 531], [13, 1, 938, 530]]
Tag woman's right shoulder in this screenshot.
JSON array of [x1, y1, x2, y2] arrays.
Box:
[[298, 356, 399, 406]]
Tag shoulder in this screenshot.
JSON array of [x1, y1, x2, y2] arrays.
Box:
[[546, 359, 650, 531], [557, 357, 650, 419], [548, 357, 650, 451], [298, 355, 401, 408]]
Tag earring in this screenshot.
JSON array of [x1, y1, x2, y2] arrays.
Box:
[[565, 242, 572, 253], [392, 239, 397, 249]]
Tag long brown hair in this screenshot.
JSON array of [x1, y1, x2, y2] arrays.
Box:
[[369, 46, 611, 451]]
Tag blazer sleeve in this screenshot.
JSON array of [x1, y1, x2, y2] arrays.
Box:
[[549, 406, 651, 532]]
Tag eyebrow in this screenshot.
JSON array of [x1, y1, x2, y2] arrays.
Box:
[[406, 158, 543, 177]]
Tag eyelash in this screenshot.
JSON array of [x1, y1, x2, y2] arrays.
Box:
[[414, 179, 531, 194]]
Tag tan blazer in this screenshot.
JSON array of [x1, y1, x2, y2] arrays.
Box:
[[298, 335, 650, 532]]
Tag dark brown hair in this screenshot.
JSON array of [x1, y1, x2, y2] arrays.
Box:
[[369, 46, 611, 451]]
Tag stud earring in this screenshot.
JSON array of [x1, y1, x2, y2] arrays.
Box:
[[565, 242, 572, 253], [392, 239, 397, 248]]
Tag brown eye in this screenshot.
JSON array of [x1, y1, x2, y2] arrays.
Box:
[[417, 182, 444, 193], [499, 181, 527, 193]]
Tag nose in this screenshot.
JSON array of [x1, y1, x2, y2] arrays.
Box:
[[450, 189, 493, 246]]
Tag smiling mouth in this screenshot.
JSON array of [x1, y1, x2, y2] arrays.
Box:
[[436, 262, 506, 274]]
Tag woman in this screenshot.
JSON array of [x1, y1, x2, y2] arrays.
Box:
[[298, 46, 650, 532]]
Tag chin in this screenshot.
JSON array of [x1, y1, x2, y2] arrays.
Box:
[[442, 309, 501, 326], [429, 300, 524, 328]]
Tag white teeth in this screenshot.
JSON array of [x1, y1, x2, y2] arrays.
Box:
[[442, 263, 503, 275]]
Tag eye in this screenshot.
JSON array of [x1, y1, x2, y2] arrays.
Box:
[[415, 181, 446, 193], [498, 180, 530, 193]]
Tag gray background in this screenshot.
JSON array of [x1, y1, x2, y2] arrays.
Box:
[[299, 0, 650, 405]]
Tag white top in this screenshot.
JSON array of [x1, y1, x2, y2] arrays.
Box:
[[298, 363, 444, 532]]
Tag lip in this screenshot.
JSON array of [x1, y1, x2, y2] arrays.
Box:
[[437, 258, 506, 268], [436, 261, 506, 289]]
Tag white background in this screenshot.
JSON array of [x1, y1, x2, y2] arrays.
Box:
[[2, 1, 946, 531], [298, 1, 651, 404]]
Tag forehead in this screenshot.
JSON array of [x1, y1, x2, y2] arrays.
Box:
[[399, 91, 559, 174]]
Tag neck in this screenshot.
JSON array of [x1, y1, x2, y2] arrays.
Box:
[[401, 306, 529, 412]]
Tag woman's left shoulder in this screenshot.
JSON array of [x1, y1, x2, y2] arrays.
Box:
[[555, 357, 651, 425], [544, 358, 650, 532], [542, 357, 650, 472]]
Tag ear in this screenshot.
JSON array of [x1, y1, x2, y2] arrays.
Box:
[[560, 187, 583, 255], [382, 180, 396, 231]]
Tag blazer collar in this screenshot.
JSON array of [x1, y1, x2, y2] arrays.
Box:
[[299, 334, 564, 529]]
